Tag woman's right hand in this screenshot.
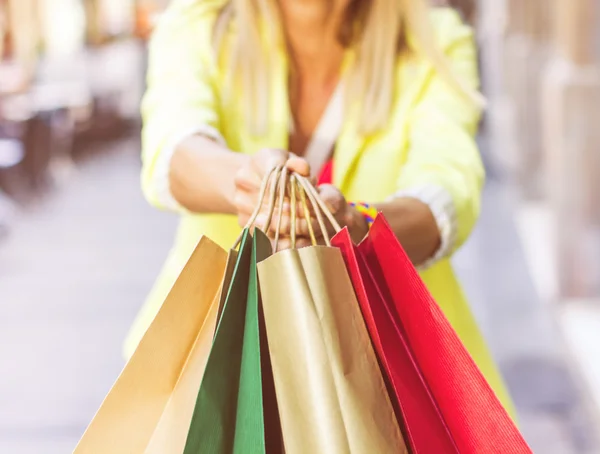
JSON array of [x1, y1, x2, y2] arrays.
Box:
[[233, 148, 310, 229]]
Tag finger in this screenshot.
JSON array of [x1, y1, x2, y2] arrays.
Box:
[[237, 213, 250, 228], [234, 166, 262, 192], [286, 154, 311, 177], [236, 184, 290, 214], [253, 199, 290, 228], [294, 199, 321, 220], [275, 238, 291, 251], [256, 210, 286, 233], [269, 211, 292, 237], [233, 193, 263, 227], [295, 170, 317, 186], [317, 184, 346, 214], [274, 236, 312, 251], [293, 217, 321, 239], [253, 148, 289, 175], [295, 237, 312, 249], [292, 186, 319, 219], [270, 233, 313, 251]]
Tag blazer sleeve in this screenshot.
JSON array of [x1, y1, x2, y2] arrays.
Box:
[[140, 1, 224, 211], [395, 9, 485, 262]]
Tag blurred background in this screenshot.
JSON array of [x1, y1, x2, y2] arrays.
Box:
[[0, 0, 599, 452]]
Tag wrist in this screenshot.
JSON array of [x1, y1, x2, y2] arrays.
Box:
[[346, 206, 370, 242], [224, 154, 252, 215], [172, 135, 247, 215]]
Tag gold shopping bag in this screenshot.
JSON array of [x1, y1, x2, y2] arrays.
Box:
[[257, 176, 407, 454], [74, 237, 228, 454]]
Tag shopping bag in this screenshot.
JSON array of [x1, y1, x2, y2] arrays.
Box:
[[332, 227, 458, 453], [359, 215, 532, 453], [258, 176, 407, 454], [145, 250, 239, 454], [144, 298, 219, 453], [183, 228, 274, 454], [215, 250, 239, 335], [74, 237, 228, 454]]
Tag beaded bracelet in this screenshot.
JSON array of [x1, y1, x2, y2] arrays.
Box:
[[349, 202, 378, 228]]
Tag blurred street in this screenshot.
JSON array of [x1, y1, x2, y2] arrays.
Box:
[[0, 138, 598, 453], [1, 0, 599, 453]]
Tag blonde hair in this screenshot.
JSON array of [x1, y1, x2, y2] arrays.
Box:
[[213, 0, 482, 135]]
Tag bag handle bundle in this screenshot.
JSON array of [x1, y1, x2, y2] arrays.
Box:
[[234, 167, 342, 251]]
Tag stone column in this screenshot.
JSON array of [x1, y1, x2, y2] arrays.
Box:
[[542, 0, 600, 298], [477, 0, 514, 172], [503, 0, 554, 199]]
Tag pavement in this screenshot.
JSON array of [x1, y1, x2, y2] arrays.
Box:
[[0, 138, 598, 453]]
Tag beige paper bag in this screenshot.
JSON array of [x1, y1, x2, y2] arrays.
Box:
[[143, 298, 218, 453], [75, 237, 227, 454], [144, 249, 238, 454], [258, 246, 407, 454]]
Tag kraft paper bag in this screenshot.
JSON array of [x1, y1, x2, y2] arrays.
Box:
[[74, 236, 227, 454], [144, 249, 239, 454], [183, 229, 274, 454], [258, 245, 407, 454], [144, 298, 219, 453]]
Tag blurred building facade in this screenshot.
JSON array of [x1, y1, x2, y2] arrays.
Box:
[[0, 0, 152, 208], [478, 0, 600, 301], [477, 0, 600, 423]]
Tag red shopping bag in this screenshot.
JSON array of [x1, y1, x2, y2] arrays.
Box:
[[332, 228, 457, 454], [354, 215, 531, 454]]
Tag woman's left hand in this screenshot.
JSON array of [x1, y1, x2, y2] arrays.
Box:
[[316, 185, 370, 243]]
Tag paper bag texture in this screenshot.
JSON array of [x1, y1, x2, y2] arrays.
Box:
[[144, 249, 239, 453], [360, 216, 531, 453], [258, 245, 407, 454], [74, 237, 227, 454]]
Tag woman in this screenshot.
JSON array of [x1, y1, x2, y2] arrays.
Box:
[[129, 0, 516, 416]]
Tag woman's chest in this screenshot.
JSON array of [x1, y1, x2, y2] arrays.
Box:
[[219, 74, 417, 198], [288, 82, 338, 157], [223, 97, 411, 196]]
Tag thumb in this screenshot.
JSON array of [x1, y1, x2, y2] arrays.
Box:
[[286, 154, 311, 177], [318, 184, 345, 214], [254, 148, 289, 175]]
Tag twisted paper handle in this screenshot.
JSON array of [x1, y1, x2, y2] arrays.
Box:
[[293, 175, 342, 243], [233, 168, 342, 251], [232, 166, 282, 250]]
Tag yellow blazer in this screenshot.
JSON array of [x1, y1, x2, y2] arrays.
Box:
[[131, 0, 516, 417]]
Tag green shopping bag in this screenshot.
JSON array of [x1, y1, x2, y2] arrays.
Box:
[[183, 228, 276, 454]]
